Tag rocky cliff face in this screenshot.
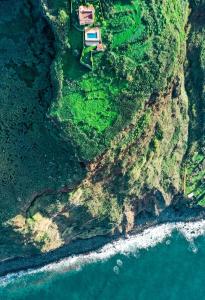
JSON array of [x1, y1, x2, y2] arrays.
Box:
[[0, 0, 205, 260], [8, 74, 190, 253]]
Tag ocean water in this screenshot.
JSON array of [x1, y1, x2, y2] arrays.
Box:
[[1, 221, 205, 300]]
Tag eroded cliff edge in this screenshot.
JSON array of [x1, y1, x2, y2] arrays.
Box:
[[0, 0, 205, 265]]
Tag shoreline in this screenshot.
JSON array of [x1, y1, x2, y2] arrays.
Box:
[[0, 205, 205, 278]]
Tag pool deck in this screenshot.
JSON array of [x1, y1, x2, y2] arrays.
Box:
[[84, 27, 101, 46]]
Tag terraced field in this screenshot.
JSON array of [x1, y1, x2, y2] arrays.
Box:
[[49, 0, 187, 160], [50, 1, 147, 156]]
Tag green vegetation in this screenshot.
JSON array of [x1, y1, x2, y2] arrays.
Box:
[[59, 9, 69, 25], [80, 46, 95, 69], [184, 1, 205, 205], [47, 0, 68, 11], [0, 0, 86, 259], [185, 152, 205, 202], [49, 0, 189, 160], [53, 81, 117, 133], [2, 0, 205, 259]]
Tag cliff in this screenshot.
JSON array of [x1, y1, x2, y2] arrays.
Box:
[[0, 0, 205, 264]]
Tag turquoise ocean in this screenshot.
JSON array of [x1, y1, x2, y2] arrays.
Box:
[[1, 220, 205, 300]]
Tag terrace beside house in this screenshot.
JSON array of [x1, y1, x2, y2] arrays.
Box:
[[84, 27, 104, 51]]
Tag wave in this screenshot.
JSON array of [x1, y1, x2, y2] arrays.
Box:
[[1, 219, 205, 287]]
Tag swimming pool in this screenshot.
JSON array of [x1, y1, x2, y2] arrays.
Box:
[[87, 32, 97, 39]]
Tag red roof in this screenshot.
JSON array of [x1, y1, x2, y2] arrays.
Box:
[[79, 5, 95, 25]]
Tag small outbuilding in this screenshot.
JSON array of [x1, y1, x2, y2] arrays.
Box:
[[188, 192, 194, 199], [84, 27, 101, 46], [78, 5, 95, 25], [96, 42, 105, 52]]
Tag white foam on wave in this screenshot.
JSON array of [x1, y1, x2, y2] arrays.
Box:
[[1, 219, 205, 287], [176, 220, 205, 241]]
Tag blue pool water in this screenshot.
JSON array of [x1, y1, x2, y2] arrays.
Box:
[[87, 32, 97, 39], [1, 221, 205, 300]]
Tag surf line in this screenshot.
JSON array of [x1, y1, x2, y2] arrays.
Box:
[[1, 219, 205, 287]]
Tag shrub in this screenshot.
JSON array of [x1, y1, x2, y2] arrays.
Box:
[[58, 9, 69, 25]]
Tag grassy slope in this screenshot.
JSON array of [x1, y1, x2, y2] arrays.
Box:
[[183, 1, 205, 204], [48, 0, 189, 160]]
